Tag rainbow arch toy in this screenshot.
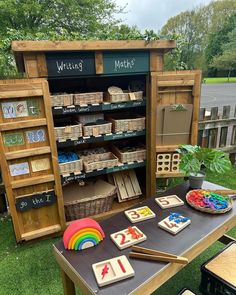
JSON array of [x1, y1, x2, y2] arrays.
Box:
[[63, 218, 105, 251]]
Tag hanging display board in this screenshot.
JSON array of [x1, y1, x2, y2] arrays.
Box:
[[0, 79, 66, 242]]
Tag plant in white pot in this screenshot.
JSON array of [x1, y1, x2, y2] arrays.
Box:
[[177, 145, 232, 189]]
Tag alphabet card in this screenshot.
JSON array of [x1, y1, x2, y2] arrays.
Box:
[[110, 226, 147, 250], [155, 195, 184, 209], [92, 255, 134, 287], [158, 212, 191, 235], [125, 206, 156, 223]]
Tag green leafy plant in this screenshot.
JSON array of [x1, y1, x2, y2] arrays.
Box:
[[177, 145, 232, 176]]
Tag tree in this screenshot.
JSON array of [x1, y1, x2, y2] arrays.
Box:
[[211, 27, 236, 80]]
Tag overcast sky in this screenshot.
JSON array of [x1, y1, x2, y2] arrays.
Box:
[[115, 0, 213, 31]]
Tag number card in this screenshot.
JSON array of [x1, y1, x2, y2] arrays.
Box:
[[155, 195, 184, 209], [31, 158, 50, 172], [1, 102, 16, 118], [9, 162, 29, 176], [26, 129, 46, 144], [125, 206, 156, 223], [15, 101, 28, 117], [92, 255, 134, 287], [3, 132, 24, 147], [110, 226, 147, 250], [158, 214, 191, 235]]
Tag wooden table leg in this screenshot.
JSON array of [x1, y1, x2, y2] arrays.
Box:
[[61, 269, 76, 295]]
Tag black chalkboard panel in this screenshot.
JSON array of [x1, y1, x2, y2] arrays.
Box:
[[16, 191, 56, 212], [46, 52, 96, 77]]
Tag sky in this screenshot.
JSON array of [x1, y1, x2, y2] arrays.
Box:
[[115, 0, 213, 31]]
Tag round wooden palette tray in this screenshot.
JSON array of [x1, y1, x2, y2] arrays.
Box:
[[186, 190, 233, 214]]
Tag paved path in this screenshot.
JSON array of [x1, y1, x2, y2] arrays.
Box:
[[201, 83, 236, 109]]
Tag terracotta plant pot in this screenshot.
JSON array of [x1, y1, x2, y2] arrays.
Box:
[[189, 172, 205, 189]]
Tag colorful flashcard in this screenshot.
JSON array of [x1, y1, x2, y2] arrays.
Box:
[[92, 255, 134, 287], [31, 158, 50, 172], [1, 102, 16, 118], [158, 213, 191, 235], [9, 162, 30, 176], [125, 206, 156, 223], [26, 129, 46, 144], [27, 99, 40, 116], [110, 226, 147, 250], [3, 132, 24, 147], [155, 195, 184, 209], [15, 101, 28, 117]]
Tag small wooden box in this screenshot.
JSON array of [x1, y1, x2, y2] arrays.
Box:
[[104, 90, 143, 103], [74, 92, 103, 105], [54, 124, 82, 141], [59, 159, 83, 175], [107, 113, 145, 133], [112, 143, 146, 163], [50, 93, 73, 107]]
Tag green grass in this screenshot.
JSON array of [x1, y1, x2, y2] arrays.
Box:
[[1, 168, 236, 295], [204, 77, 236, 83]]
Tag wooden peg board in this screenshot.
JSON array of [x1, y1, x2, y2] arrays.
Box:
[[0, 79, 66, 242]]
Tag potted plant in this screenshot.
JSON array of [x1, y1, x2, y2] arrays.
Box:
[[177, 145, 232, 189]]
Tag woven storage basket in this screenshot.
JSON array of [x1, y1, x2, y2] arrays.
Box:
[[186, 190, 233, 214], [77, 113, 104, 125], [59, 159, 83, 175], [54, 124, 82, 141], [105, 90, 143, 103], [50, 93, 73, 107], [74, 92, 103, 105], [107, 113, 145, 133], [112, 144, 146, 163], [83, 122, 112, 137], [80, 152, 118, 172], [63, 180, 117, 221]]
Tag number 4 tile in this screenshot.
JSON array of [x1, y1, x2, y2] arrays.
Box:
[[158, 214, 191, 235], [110, 226, 147, 250]]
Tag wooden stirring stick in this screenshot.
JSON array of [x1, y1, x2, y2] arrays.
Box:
[[129, 246, 189, 265]]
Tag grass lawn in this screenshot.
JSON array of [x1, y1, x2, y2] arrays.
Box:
[[1, 167, 236, 295], [204, 77, 236, 83]]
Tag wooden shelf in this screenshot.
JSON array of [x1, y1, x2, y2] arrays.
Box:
[[5, 146, 51, 160], [66, 196, 145, 225], [57, 130, 146, 148], [156, 145, 179, 152], [11, 174, 55, 189], [61, 160, 146, 184], [21, 224, 61, 241], [156, 172, 184, 178], [52, 99, 146, 115], [0, 118, 47, 131]]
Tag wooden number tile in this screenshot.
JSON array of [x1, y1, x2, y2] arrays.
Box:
[[92, 255, 135, 287], [181, 290, 196, 295], [158, 214, 191, 235], [155, 195, 184, 209], [125, 206, 156, 223], [110, 226, 147, 250]]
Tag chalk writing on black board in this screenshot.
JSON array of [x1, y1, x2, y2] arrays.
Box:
[[114, 59, 136, 72], [56, 60, 84, 74]]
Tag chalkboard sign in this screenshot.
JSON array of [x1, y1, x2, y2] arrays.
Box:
[[46, 52, 96, 77], [15, 191, 56, 212], [103, 51, 150, 74]]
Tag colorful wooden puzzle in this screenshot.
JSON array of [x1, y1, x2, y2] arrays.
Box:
[[158, 212, 191, 235], [124, 206, 156, 223], [63, 218, 105, 251], [92, 255, 135, 287], [155, 195, 184, 209], [110, 226, 147, 250]]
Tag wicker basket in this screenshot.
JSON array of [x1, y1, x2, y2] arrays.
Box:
[[50, 93, 73, 107], [80, 151, 118, 172], [77, 113, 104, 125], [54, 124, 82, 141], [59, 159, 83, 175], [112, 143, 146, 163], [186, 190, 233, 214], [105, 90, 143, 103], [107, 113, 145, 133], [74, 92, 103, 105], [83, 122, 112, 137], [63, 180, 117, 221]]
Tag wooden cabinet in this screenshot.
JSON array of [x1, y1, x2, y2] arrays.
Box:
[[0, 40, 201, 241]]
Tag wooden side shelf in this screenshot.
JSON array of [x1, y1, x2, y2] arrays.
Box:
[[5, 146, 51, 160], [21, 224, 61, 241], [156, 172, 184, 178]]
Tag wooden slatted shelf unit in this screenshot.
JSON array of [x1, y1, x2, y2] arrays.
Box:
[[7, 39, 182, 241], [0, 79, 66, 242]]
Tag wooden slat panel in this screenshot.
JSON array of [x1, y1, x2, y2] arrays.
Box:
[[0, 89, 43, 99], [95, 51, 103, 74], [5, 146, 51, 160], [0, 118, 47, 131], [12, 40, 176, 52], [191, 70, 201, 145], [21, 224, 61, 241], [36, 53, 48, 77], [157, 80, 195, 87], [11, 174, 55, 189]]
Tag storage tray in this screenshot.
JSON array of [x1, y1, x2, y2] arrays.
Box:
[[50, 93, 73, 107], [112, 143, 146, 163], [59, 159, 83, 175], [105, 90, 143, 103], [74, 92, 103, 105], [107, 113, 145, 133], [54, 124, 82, 141]]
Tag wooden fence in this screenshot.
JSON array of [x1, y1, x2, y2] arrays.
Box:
[[198, 105, 236, 163]]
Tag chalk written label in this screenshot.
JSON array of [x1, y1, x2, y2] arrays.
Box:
[[46, 52, 96, 77], [15, 191, 56, 212]]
